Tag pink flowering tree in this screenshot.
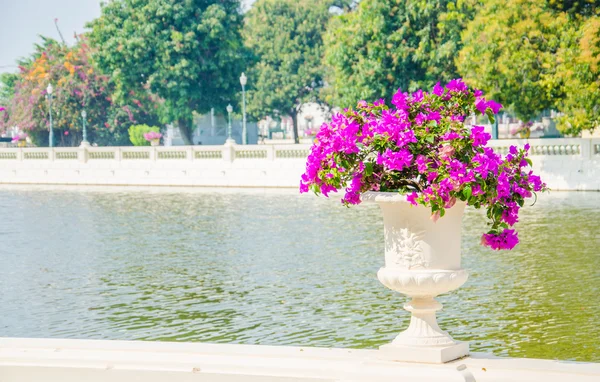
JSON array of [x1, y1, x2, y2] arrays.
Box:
[[0, 36, 158, 146], [300, 79, 547, 250]]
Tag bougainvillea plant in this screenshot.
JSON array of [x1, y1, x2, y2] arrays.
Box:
[[300, 79, 547, 250], [11, 133, 28, 142], [143, 131, 163, 142]]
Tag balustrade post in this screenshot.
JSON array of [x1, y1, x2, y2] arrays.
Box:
[[78, 147, 88, 163], [115, 148, 121, 161], [266, 145, 275, 161], [48, 148, 55, 161], [16, 148, 23, 161], [150, 147, 157, 161], [222, 141, 235, 162], [581, 138, 592, 159], [187, 147, 194, 161]]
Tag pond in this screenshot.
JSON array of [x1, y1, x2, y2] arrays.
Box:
[[0, 186, 598, 362]]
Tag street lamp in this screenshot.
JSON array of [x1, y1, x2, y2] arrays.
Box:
[[47, 83, 53, 147], [225, 104, 235, 145], [240, 72, 247, 145], [80, 109, 89, 147]]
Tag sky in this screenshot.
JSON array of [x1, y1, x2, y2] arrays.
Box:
[[0, 0, 255, 74]]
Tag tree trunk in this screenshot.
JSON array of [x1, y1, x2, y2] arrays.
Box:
[[291, 110, 299, 144], [178, 119, 193, 145]]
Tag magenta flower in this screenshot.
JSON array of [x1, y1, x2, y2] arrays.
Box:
[[144, 131, 163, 141], [406, 192, 418, 205], [446, 79, 468, 94], [442, 131, 461, 141], [11, 133, 28, 143], [432, 82, 444, 97], [377, 148, 413, 171], [470, 125, 491, 147], [392, 89, 408, 110], [481, 229, 519, 250]]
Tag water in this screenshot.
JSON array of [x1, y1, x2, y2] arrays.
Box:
[[0, 186, 598, 362]]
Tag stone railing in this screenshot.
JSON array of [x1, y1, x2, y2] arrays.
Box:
[[486, 138, 600, 158], [0, 138, 598, 164], [0, 144, 312, 163], [0, 138, 597, 190]]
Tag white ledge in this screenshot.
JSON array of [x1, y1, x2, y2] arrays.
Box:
[[0, 338, 598, 382]]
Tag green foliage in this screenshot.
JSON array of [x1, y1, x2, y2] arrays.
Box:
[[324, 0, 479, 108], [129, 124, 160, 146], [546, 0, 600, 17], [0, 72, 19, 106], [244, 0, 332, 143], [458, 0, 600, 133], [457, 0, 567, 121], [88, 0, 247, 145], [547, 16, 600, 134]]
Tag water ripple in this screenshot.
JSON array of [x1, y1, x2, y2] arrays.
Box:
[[0, 186, 598, 362]]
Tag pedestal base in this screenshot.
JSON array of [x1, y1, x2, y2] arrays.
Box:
[[379, 341, 469, 364]]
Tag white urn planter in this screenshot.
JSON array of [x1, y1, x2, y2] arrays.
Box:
[[150, 139, 160, 147], [363, 191, 469, 364]]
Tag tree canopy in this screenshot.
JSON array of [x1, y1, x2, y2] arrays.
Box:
[[88, 0, 247, 144], [323, 0, 479, 108], [0, 36, 157, 146], [457, 0, 567, 121], [243, 0, 332, 143], [549, 16, 600, 133]]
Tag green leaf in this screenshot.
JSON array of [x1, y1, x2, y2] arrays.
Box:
[[365, 162, 374, 176], [463, 185, 472, 200]]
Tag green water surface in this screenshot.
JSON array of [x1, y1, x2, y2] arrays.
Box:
[[0, 186, 598, 362]]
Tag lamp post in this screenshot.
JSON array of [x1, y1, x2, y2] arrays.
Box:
[[47, 84, 53, 147], [225, 104, 235, 145], [80, 109, 89, 147], [240, 72, 247, 145]]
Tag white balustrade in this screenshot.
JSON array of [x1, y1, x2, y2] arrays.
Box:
[[0, 139, 598, 190]]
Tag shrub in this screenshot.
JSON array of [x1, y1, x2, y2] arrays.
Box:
[[129, 124, 160, 146]]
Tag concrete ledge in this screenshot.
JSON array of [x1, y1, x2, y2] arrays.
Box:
[[1, 338, 599, 382]]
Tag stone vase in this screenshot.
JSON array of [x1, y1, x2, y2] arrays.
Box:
[[150, 139, 160, 147], [363, 191, 469, 363]]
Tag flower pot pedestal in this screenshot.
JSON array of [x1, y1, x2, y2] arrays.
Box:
[[363, 192, 469, 364], [150, 139, 160, 147]]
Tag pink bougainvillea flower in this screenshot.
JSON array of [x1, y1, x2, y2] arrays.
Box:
[[481, 229, 519, 250]]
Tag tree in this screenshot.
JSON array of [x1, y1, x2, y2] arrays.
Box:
[[323, 0, 479, 108], [457, 0, 567, 121], [547, 16, 600, 134], [546, 0, 600, 17], [0, 36, 158, 146], [0, 72, 19, 106], [243, 0, 332, 143], [88, 0, 247, 145]]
